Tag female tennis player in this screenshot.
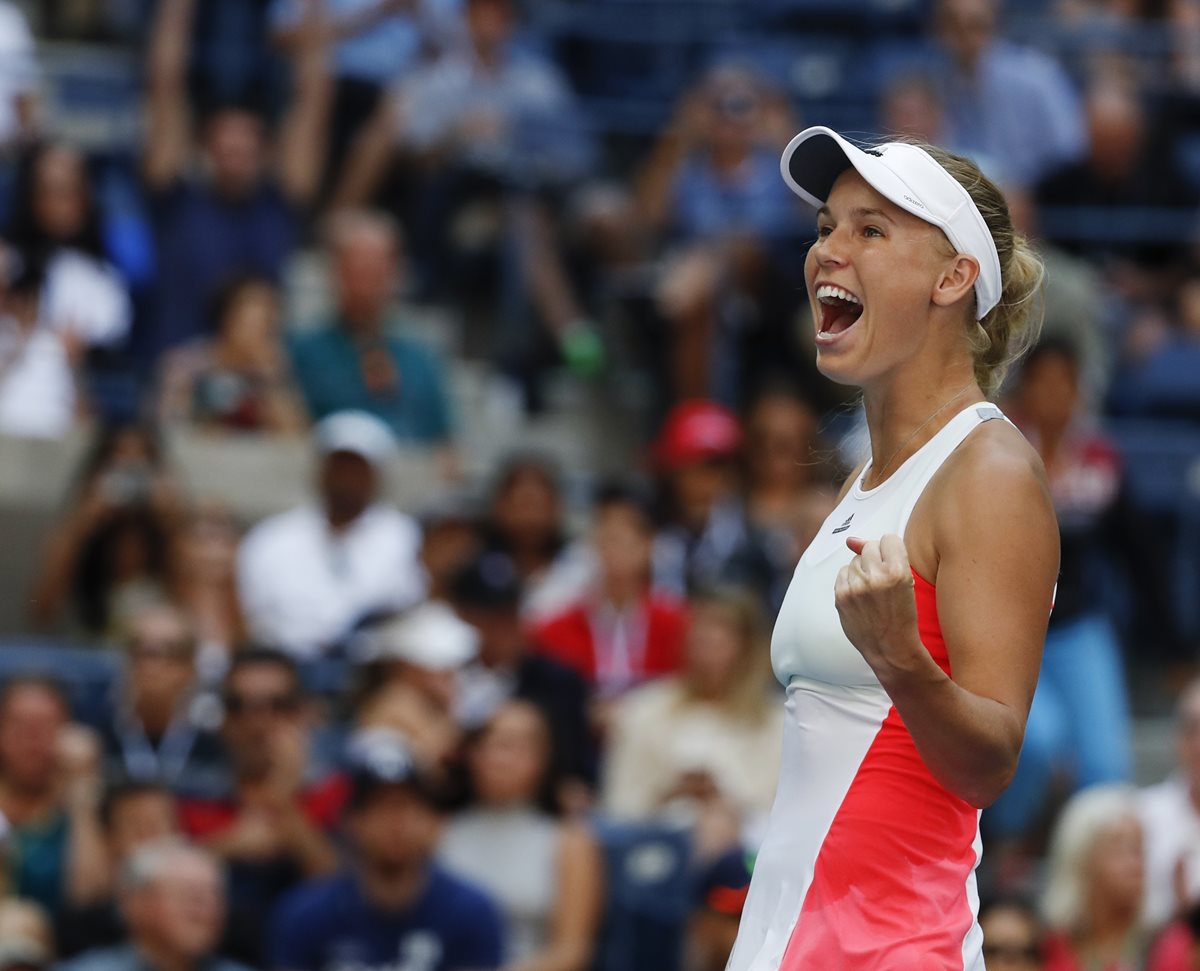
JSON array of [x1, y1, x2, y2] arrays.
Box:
[[725, 128, 1059, 970]]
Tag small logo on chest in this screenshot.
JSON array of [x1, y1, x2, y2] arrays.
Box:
[[831, 514, 854, 534]]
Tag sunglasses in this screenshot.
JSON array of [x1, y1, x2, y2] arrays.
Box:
[[224, 693, 300, 716]]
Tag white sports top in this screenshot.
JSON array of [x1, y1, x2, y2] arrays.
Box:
[[729, 401, 1013, 971]]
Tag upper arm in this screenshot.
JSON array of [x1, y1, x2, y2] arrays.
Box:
[[929, 431, 1058, 721], [550, 824, 605, 948]]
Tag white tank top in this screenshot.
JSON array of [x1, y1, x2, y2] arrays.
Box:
[[771, 401, 1012, 687]]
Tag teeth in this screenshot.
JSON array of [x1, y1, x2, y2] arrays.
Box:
[[816, 284, 861, 305]]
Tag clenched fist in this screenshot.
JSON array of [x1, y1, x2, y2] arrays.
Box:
[[834, 534, 927, 679]]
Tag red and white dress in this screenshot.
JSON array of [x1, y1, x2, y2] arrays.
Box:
[[727, 403, 1012, 971]]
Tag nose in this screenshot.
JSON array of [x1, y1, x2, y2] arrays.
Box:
[[814, 226, 849, 269]]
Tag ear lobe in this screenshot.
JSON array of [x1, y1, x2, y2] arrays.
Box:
[[931, 254, 980, 309]]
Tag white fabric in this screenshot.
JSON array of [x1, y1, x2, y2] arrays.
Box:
[[42, 250, 133, 346], [1139, 774, 1200, 929], [780, 125, 1003, 320], [313, 410, 398, 467], [0, 2, 37, 147], [360, 600, 478, 669], [0, 318, 75, 439], [237, 503, 425, 659]]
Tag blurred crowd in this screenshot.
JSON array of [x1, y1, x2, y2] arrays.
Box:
[[0, 0, 1198, 968]]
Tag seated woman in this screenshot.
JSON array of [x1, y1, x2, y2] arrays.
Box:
[[156, 274, 307, 435], [601, 587, 782, 847], [439, 701, 603, 971]]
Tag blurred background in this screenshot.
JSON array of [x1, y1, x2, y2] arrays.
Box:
[[0, 0, 1198, 968]]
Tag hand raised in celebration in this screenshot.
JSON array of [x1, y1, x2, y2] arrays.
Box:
[[834, 534, 928, 680]]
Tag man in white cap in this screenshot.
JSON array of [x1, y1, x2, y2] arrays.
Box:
[[237, 410, 426, 659]]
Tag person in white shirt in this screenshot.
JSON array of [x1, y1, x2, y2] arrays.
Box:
[[1140, 679, 1200, 930], [236, 410, 425, 659]]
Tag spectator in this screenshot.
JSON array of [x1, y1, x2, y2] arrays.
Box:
[[59, 840, 251, 971], [531, 481, 687, 698], [141, 0, 331, 357], [0, 249, 81, 439], [1035, 79, 1200, 281], [634, 65, 804, 406], [602, 588, 782, 842], [1041, 785, 1146, 971], [481, 454, 590, 623], [989, 338, 1175, 843], [685, 850, 752, 971], [157, 274, 307, 435], [57, 781, 181, 959], [29, 423, 183, 639], [979, 897, 1045, 971], [650, 401, 776, 610], [287, 210, 456, 456], [0, 1, 38, 150], [270, 0, 463, 198], [439, 701, 603, 969], [0, 898, 54, 971], [178, 649, 344, 964], [268, 731, 504, 970], [0, 678, 109, 917], [99, 604, 223, 790], [334, 0, 602, 399], [450, 554, 594, 802], [930, 0, 1086, 188], [5, 143, 133, 352], [742, 387, 837, 578], [418, 494, 484, 604], [352, 601, 478, 778], [237, 410, 425, 659], [168, 502, 246, 682], [1140, 679, 1200, 931]]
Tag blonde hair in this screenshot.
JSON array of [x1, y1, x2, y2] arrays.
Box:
[[1040, 784, 1142, 933], [680, 587, 775, 724], [902, 142, 1046, 398]]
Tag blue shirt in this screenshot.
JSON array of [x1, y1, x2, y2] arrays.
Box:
[[147, 180, 295, 357], [288, 320, 454, 444], [268, 868, 504, 971], [671, 149, 802, 243]]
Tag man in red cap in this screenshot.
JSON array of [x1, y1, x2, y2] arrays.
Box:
[[651, 400, 778, 611]]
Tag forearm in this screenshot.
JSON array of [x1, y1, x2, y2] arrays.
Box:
[[877, 646, 1024, 808], [64, 796, 112, 906], [144, 0, 195, 186]]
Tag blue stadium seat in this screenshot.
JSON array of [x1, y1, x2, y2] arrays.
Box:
[[591, 819, 693, 971], [0, 642, 121, 730], [1108, 420, 1200, 519]]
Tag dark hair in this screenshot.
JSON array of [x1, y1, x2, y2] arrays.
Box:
[[207, 272, 278, 336], [463, 701, 562, 816], [0, 676, 71, 722], [225, 646, 303, 696], [1018, 335, 1081, 378], [99, 778, 172, 831], [73, 508, 172, 635], [483, 452, 566, 561], [592, 478, 655, 529], [73, 422, 165, 498], [5, 142, 106, 260]]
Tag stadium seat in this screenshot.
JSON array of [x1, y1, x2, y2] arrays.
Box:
[[0, 641, 121, 730]]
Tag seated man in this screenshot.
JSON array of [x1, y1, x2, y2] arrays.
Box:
[[268, 731, 504, 970], [237, 409, 426, 659], [178, 649, 345, 965], [60, 840, 251, 971], [288, 211, 456, 454]]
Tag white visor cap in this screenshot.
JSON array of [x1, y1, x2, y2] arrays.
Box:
[[780, 126, 1003, 320]]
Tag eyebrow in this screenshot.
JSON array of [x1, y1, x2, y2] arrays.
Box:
[[816, 205, 896, 223]]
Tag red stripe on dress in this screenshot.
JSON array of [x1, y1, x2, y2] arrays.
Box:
[[779, 571, 979, 970]]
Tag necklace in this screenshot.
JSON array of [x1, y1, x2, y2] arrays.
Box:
[[865, 380, 977, 488]]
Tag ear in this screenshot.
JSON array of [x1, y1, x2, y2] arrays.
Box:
[[931, 254, 980, 310]]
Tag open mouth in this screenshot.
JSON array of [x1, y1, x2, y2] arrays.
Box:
[[816, 284, 864, 338]]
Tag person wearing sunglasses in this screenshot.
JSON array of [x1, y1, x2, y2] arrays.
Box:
[[176, 649, 345, 966]]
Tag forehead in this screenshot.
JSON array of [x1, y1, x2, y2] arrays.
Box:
[[820, 169, 929, 233]]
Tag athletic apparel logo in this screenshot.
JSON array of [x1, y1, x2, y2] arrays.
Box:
[[861, 148, 883, 157], [977, 405, 1005, 422], [832, 514, 854, 534]]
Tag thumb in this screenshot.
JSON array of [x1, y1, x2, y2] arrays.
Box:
[[845, 536, 867, 555]]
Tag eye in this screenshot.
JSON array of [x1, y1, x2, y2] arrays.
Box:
[[816, 225, 833, 238], [863, 225, 884, 238]]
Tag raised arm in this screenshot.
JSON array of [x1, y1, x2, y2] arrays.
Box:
[[276, 1, 334, 207], [835, 429, 1059, 808], [634, 88, 708, 238], [143, 0, 196, 190], [330, 93, 402, 208]]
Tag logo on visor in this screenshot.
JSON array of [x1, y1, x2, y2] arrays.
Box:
[[903, 194, 926, 209], [861, 148, 883, 157]]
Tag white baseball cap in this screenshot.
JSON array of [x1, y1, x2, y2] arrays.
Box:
[[780, 126, 1002, 320], [313, 410, 398, 469], [358, 601, 479, 670]]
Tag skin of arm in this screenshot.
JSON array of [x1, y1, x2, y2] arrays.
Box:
[[835, 427, 1059, 808], [330, 94, 402, 208], [633, 90, 706, 238], [59, 725, 114, 906], [275, 3, 334, 207], [143, 0, 196, 190], [505, 824, 604, 971]]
